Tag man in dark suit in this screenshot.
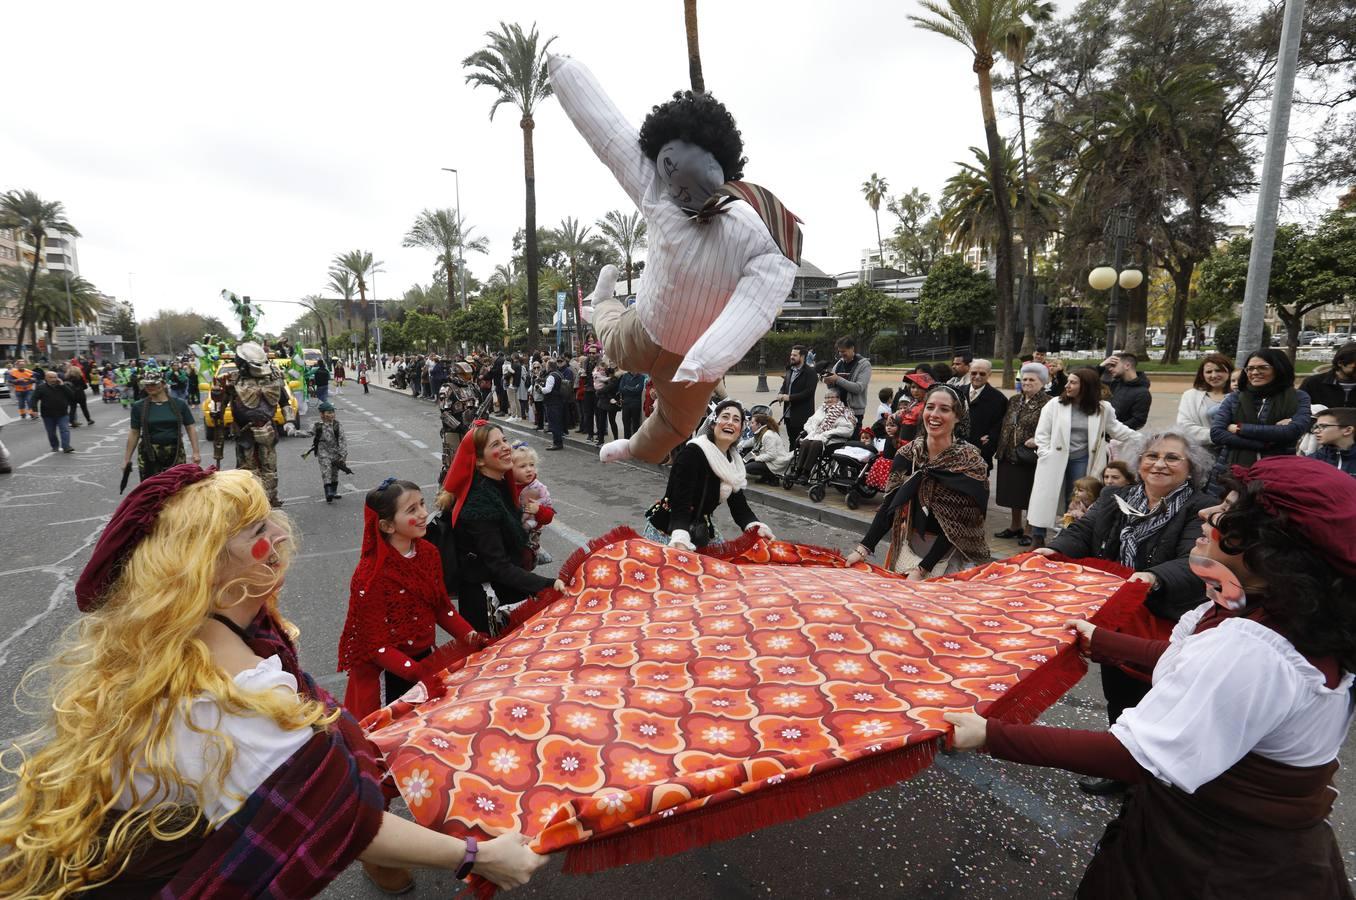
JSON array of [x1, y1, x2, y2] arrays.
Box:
[[961, 358, 1006, 470], [776, 344, 817, 449]]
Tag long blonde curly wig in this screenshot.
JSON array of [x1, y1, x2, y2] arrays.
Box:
[[0, 469, 337, 898]]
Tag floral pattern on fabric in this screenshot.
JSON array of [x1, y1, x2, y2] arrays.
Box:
[[363, 541, 1130, 864]]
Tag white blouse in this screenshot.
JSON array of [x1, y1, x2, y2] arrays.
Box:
[[118, 655, 313, 821], [1111, 603, 1355, 793]]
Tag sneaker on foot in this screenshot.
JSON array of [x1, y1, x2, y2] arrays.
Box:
[[536, 548, 554, 565], [62, 447, 75, 453], [599, 438, 632, 463]]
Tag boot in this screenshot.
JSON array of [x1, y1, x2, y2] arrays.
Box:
[[1029, 533, 1045, 550], [330, 482, 341, 500], [361, 861, 414, 895]]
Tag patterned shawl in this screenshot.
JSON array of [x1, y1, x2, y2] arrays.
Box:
[[1115, 482, 1193, 570], [884, 436, 991, 561], [687, 181, 804, 264], [109, 611, 388, 898]]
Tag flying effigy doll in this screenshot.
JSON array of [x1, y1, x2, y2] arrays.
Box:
[[548, 52, 803, 464]]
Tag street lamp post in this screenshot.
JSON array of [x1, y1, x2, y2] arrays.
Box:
[[441, 167, 467, 310], [1087, 206, 1142, 356], [756, 338, 769, 392]]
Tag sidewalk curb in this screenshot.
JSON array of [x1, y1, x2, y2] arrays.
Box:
[[368, 376, 874, 533]]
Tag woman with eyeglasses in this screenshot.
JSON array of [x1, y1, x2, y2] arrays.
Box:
[[1034, 429, 1215, 795], [1210, 348, 1312, 468], [945, 456, 1356, 899]]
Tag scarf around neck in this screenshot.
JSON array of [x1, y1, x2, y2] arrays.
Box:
[[691, 434, 747, 502], [884, 437, 991, 561], [1116, 482, 1193, 570]]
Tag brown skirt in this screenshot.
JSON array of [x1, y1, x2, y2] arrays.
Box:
[[1079, 754, 1352, 899], [995, 458, 1036, 511]]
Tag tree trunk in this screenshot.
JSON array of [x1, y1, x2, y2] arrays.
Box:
[[448, 258, 458, 313], [684, 0, 704, 93], [359, 280, 370, 359], [523, 117, 541, 351], [625, 253, 633, 294], [976, 63, 1015, 388], [1124, 275, 1148, 358], [1014, 66, 1037, 357], [17, 230, 42, 357], [874, 207, 884, 271], [1161, 262, 1193, 366]]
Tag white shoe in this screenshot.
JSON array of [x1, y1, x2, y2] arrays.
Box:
[[599, 438, 632, 463]]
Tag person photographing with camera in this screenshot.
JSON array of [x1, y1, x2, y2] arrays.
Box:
[[822, 336, 872, 431]]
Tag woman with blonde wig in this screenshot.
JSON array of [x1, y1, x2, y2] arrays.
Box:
[[0, 466, 543, 897]]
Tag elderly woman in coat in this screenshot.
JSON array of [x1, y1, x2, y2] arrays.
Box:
[[1035, 429, 1214, 795], [1028, 367, 1139, 547], [994, 362, 1054, 546]]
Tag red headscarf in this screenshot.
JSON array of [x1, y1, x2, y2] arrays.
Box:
[[899, 373, 934, 427], [441, 421, 518, 527], [1230, 456, 1356, 578]]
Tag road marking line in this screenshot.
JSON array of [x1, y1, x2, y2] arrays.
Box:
[[547, 520, 589, 549], [411, 439, 428, 449], [396, 430, 411, 439], [371, 416, 383, 423], [383, 423, 394, 429], [430, 451, 442, 460]]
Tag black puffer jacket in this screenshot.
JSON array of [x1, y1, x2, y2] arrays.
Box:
[[1049, 485, 1211, 621]]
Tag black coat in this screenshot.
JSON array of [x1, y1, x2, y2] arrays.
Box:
[[649, 442, 758, 545], [32, 381, 75, 418], [778, 365, 817, 423], [1049, 485, 1212, 621], [965, 384, 1007, 463], [1101, 370, 1152, 430], [452, 474, 554, 632], [1300, 370, 1356, 410]]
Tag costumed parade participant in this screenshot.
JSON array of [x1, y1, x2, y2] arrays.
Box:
[[229, 341, 289, 508], [304, 400, 351, 503], [121, 369, 202, 483], [442, 423, 563, 635], [847, 385, 991, 579], [438, 360, 481, 483], [338, 478, 487, 720], [0, 466, 543, 896], [945, 456, 1356, 899], [644, 400, 776, 550], [548, 52, 801, 465]]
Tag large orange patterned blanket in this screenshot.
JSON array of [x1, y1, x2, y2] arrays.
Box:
[[363, 531, 1141, 874]]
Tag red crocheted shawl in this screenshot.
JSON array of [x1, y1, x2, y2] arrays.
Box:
[[337, 506, 446, 671]]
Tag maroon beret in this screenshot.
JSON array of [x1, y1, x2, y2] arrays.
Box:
[[1230, 456, 1356, 578], [75, 464, 214, 612]]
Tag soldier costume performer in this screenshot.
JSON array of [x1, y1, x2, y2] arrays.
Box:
[[438, 361, 482, 483], [230, 341, 289, 507], [306, 400, 351, 503]]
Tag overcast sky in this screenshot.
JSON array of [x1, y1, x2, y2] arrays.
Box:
[[3, 0, 1312, 337]]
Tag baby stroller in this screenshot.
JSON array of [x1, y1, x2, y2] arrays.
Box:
[[101, 375, 120, 404], [816, 441, 880, 509]]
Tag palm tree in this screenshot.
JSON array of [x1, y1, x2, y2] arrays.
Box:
[[463, 22, 557, 351], [910, 0, 1026, 386], [861, 174, 890, 276], [1002, 1, 1056, 355], [553, 216, 604, 347], [327, 267, 358, 331], [332, 250, 384, 359], [938, 143, 1063, 268], [402, 208, 490, 311], [1, 269, 101, 351], [684, 0, 705, 92], [595, 210, 648, 294], [0, 189, 81, 354]]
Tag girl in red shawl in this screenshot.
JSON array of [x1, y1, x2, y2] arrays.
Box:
[[893, 371, 934, 443], [339, 478, 487, 719]]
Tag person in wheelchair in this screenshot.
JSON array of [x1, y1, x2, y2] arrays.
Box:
[[786, 385, 857, 482]]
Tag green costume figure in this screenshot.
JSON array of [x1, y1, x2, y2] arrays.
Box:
[[230, 341, 288, 507]]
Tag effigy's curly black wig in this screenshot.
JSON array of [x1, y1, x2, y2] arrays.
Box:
[[639, 91, 747, 181], [1214, 475, 1356, 672]]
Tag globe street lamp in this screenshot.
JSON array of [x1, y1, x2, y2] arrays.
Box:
[[1087, 205, 1141, 356]]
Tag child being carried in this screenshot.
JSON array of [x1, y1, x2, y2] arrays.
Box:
[[512, 443, 556, 566]]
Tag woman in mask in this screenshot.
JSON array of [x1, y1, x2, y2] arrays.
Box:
[[944, 455, 1356, 899]]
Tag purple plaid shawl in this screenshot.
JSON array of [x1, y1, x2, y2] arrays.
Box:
[[100, 612, 387, 898]]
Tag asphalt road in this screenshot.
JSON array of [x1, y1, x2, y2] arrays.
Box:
[[2, 384, 1354, 899]]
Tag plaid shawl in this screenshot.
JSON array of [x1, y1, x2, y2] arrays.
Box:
[[107, 611, 388, 898], [883, 438, 991, 562], [689, 181, 804, 264]]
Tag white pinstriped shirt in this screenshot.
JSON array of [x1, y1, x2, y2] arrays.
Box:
[[549, 55, 798, 384]]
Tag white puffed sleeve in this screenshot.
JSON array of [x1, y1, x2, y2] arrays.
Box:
[[1110, 625, 1301, 793]]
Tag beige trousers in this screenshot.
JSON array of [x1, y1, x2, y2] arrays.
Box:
[[594, 295, 719, 464]]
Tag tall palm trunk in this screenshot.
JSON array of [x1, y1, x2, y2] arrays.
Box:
[[684, 0, 704, 92], [358, 280, 370, 358], [1014, 65, 1038, 357], [523, 116, 541, 351], [976, 62, 1016, 388], [448, 258, 458, 313], [873, 208, 885, 273], [18, 231, 42, 355], [1162, 262, 1193, 365], [624, 253, 633, 294]]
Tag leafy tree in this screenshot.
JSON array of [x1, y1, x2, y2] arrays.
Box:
[[463, 22, 556, 350], [552, 216, 606, 345], [0, 189, 81, 353], [595, 210, 648, 294], [1211, 317, 1270, 360], [402, 209, 490, 311], [452, 300, 506, 350], [861, 173, 889, 270], [910, 0, 1027, 386], [327, 268, 358, 331], [332, 250, 384, 356], [106, 303, 137, 343], [829, 283, 908, 357], [887, 188, 945, 276], [917, 254, 996, 347], [1291, 0, 1356, 196], [136, 310, 234, 356]]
